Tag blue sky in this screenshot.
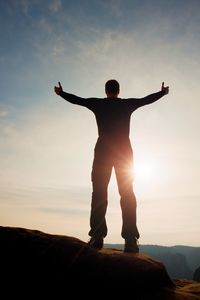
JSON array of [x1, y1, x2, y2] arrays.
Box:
[[0, 0, 200, 246]]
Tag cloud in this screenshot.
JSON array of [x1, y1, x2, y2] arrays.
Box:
[[6, 0, 31, 16], [38, 18, 54, 34], [0, 122, 18, 138], [101, 0, 122, 18], [0, 110, 8, 117], [48, 0, 62, 12], [20, 0, 30, 15]]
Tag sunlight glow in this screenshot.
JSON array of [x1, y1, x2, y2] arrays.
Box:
[[132, 156, 171, 199], [134, 160, 156, 180]]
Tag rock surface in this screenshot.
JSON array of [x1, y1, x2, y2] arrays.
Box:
[[0, 226, 200, 299]]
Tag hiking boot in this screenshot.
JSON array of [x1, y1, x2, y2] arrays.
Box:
[[88, 237, 104, 250], [124, 238, 139, 253]]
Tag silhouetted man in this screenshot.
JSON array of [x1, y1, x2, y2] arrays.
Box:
[[54, 80, 169, 252]]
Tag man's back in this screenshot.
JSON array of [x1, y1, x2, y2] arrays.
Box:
[[88, 98, 133, 142], [56, 90, 166, 143]]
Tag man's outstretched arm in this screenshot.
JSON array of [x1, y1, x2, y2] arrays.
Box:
[[128, 82, 169, 108], [54, 82, 94, 107]]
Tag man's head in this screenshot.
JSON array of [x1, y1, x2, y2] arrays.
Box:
[[105, 79, 120, 98]]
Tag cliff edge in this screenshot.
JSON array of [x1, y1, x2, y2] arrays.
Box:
[[0, 226, 200, 299]]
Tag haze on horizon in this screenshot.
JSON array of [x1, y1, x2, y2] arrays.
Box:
[[0, 0, 200, 246]]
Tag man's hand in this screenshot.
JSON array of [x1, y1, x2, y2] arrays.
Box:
[[54, 82, 63, 95], [161, 82, 169, 95]]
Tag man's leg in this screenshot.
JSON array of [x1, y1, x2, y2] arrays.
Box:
[[88, 152, 112, 241], [114, 157, 140, 241]]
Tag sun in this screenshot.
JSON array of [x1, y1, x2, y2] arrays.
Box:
[[134, 160, 155, 180], [133, 156, 169, 198], [133, 157, 165, 187]]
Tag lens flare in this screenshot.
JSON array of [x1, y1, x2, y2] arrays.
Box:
[[134, 160, 155, 180]]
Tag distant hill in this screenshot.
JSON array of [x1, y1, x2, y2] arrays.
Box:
[[105, 244, 200, 280], [194, 267, 200, 282]]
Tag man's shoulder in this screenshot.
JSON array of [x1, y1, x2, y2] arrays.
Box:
[[87, 97, 128, 107]]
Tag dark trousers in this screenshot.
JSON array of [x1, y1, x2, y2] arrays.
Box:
[[88, 139, 140, 240]]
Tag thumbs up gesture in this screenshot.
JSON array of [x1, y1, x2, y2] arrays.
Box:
[[54, 82, 63, 95], [161, 82, 169, 95]]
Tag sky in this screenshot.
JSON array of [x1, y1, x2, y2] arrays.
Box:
[[0, 0, 200, 246]]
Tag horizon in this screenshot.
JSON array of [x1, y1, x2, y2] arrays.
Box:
[[104, 242, 200, 248], [0, 0, 200, 247]]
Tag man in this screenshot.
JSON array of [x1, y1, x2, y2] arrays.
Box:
[[54, 80, 169, 253]]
